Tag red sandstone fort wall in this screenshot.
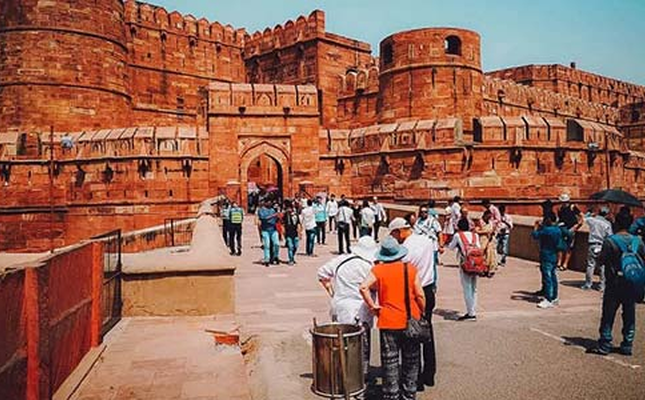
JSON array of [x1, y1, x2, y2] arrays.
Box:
[[0, 0, 131, 132], [206, 82, 321, 206], [0, 127, 208, 251], [124, 0, 246, 126], [487, 65, 645, 109], [243, 11, 373, 127], [484, 77, 621, 125], [378, 28, 484, 131]]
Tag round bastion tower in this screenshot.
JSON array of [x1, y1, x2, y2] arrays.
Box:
[[378, 28, 483, 132], [0, 0, 130, 133]]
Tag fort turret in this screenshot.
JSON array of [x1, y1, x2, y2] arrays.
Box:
[[0, 0, 131, 133], [378, 28, 483, 131]]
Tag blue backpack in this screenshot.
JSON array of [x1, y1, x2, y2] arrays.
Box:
[[608, 234, 645, 287]]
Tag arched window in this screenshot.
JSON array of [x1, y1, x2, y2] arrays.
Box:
[[631, 110, 640, 123], [445, 35, 462, 56], [382, 42, 393, 66]]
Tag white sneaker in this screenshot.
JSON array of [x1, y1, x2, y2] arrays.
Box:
[[537, 299, 554, 309], [552, 298, 560, 305]]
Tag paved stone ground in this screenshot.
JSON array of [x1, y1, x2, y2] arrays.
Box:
[[234, 220, 645, 400], [69, 218, 645, 400], [71, 317, 251, 400]]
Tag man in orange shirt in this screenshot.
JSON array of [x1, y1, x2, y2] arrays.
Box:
[[360, 236, 425, 400]]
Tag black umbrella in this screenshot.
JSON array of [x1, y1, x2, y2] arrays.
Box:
[[590, 189, 643, 208]]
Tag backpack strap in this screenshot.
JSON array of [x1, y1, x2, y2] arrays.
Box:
[[334, 255, 362, 275]]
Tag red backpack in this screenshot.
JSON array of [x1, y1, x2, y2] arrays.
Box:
[[458, 232, 486, 275]]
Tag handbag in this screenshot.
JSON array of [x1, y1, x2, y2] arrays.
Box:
[[403, 263, 432, 342]]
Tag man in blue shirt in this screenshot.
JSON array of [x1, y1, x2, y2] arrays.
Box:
[[532, 213, 572, 309], [257, 200, 279, 266]]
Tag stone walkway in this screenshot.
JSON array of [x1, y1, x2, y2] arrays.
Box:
[[71, 316, 250, 400], [234, 219, 645, 400], [70, 217, 645, 400]]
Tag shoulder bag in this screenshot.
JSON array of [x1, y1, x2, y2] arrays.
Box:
[[403, 263, 432, 342]]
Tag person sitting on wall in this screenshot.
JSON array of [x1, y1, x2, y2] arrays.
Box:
[[556, 193, 583, 271]]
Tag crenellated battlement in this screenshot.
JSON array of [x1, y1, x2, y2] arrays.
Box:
[[243, 10, 326, 57], [487, 64, 645, 108], [338, 64, 380, 97], [124, 0, 246, 46], [483, 77, 621, 125]]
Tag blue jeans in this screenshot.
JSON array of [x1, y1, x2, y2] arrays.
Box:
[[261, 230, 279, 263], [599, 284, 636, 352], [540, 258, 558, 302], [286, 236, 299, 263], [305, 229, 317, 255], [496, 233, 510, 265]]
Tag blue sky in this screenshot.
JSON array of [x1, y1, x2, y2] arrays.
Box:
[[147, 0, 645, 85]]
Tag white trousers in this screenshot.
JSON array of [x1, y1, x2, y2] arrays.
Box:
[[459, 269, 478, 316]]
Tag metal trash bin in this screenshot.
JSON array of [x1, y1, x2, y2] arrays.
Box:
[[310, 322, 365, 399]]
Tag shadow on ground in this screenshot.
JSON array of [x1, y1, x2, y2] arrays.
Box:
[[434, 308, 461, 321], [510, 290, 542, 304]]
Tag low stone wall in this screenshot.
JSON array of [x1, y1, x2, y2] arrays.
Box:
[[383, 203, 591, 272], [121, 218, 196, 253], [122, 270, 235, 316], [120, 213, 236, 317]]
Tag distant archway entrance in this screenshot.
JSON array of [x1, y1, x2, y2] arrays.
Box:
[[246, 154, 283, 212], [239, 142, 289, 213]]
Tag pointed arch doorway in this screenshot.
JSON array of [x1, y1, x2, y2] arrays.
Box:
[[240, 142, 290, 213]]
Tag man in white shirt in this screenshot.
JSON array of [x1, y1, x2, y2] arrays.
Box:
[[336, 200, 354, 254], [326, 194, 339, 233], [583, 206, 613, 291], [360, 200, 376, 238], [389, 217, 438, 390], [317, 236, 379, 378], [371, 196, 387, 242], [300, 199, 318, 256]]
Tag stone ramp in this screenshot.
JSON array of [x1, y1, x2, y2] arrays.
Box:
[[71, 316, 250, 400]]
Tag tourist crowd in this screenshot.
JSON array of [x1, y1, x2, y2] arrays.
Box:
[[218, 192, 645, 399]]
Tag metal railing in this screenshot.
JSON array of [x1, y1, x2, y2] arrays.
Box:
[[164, 218, 194, 248], [92, 230, 122, 337]]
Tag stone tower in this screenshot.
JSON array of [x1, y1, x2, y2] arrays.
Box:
[[378, 28, 483, 131], [0, 0, 131, 133]]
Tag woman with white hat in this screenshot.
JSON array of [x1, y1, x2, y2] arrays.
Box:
[[360, 236, 425, 400], [317, 236, 379, 378]]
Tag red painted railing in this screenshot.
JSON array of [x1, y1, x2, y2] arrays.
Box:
[[0, 241, 103, 399]]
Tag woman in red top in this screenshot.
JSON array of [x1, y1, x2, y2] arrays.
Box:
[[360, 236, 425, 400]]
